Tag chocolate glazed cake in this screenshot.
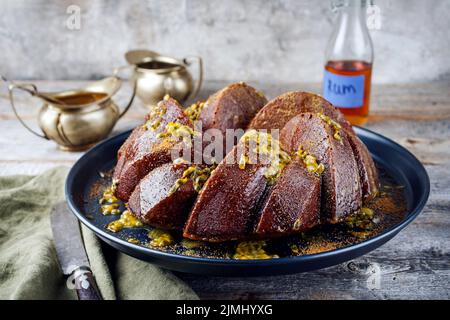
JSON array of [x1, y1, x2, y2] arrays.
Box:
[[113, 85, 379, 242]]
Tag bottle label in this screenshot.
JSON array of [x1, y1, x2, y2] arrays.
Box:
[[323, 70, 365, 108]]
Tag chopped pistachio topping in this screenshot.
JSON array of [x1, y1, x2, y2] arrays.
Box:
[[107, 210, 143, 232], [151, 104, 167, 117], [181, 239, 204, 249], [127, 237, 140, 244], [290, 244, 301, 255], [101, 203, 121, 215], [296, 146, 325, 176], [345, 207, 375, 230], [233, 241, 279, 260], [361, 207, 374, 216], [169, 165, 216, 194], [184, 101, 205, 122], [148, 229, 174, 247], [99, 181, 119, 205], [157, 122, 198, 145], [238, 130, 291, 184], [293, 218, 303, 231], [150, 118, 161, 130], [317, 113, 342, 141], [142, 104, 167, 130]]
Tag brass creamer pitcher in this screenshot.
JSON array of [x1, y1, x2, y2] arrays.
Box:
[[4, 68, 136, 151], [126, 50, 203, 107]]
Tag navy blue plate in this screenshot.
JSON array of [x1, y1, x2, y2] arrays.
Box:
[[65, 127, 430, 276]]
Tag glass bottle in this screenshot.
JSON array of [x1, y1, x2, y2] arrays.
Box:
[[323, 0, 374, 126]]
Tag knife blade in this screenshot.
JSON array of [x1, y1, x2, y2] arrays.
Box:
[[50, 201, 102, 300]]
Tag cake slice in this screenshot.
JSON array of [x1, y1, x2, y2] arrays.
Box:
[[113, 96, 192, 201], [346, 134, 379, 202], [198, 82, 267, 155], [281, 112, 362, 223], [200, 82, 267, 133], [254, 159, 321, 237], [128, 163, 214, 230], [183, 145, 269, 242]]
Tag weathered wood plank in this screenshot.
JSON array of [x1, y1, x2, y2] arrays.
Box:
[[2, 81, 450, 118]]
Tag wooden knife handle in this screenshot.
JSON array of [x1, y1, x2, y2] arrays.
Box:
[[73, 267, 102, 300]]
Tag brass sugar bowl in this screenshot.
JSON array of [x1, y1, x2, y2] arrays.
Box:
[[4, 68, 136, 151], [125, 50, 203, 107]]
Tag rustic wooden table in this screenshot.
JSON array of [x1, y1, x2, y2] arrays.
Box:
[[1, 80, 449, 299]]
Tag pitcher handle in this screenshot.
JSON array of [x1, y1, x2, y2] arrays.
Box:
[[7, 82, 49, 140], [113, 65, 137, 119], [183, 56, 203, 101]]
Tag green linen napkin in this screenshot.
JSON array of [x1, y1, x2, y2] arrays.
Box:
[[0, 167, 198, 300]]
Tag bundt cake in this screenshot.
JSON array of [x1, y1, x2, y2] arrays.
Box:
[[113, 84, 380, 243]]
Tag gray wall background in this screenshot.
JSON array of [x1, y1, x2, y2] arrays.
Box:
[[1, 0, 449, 83]]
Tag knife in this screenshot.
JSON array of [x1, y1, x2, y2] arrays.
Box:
[[50, 201, 102, 300]]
